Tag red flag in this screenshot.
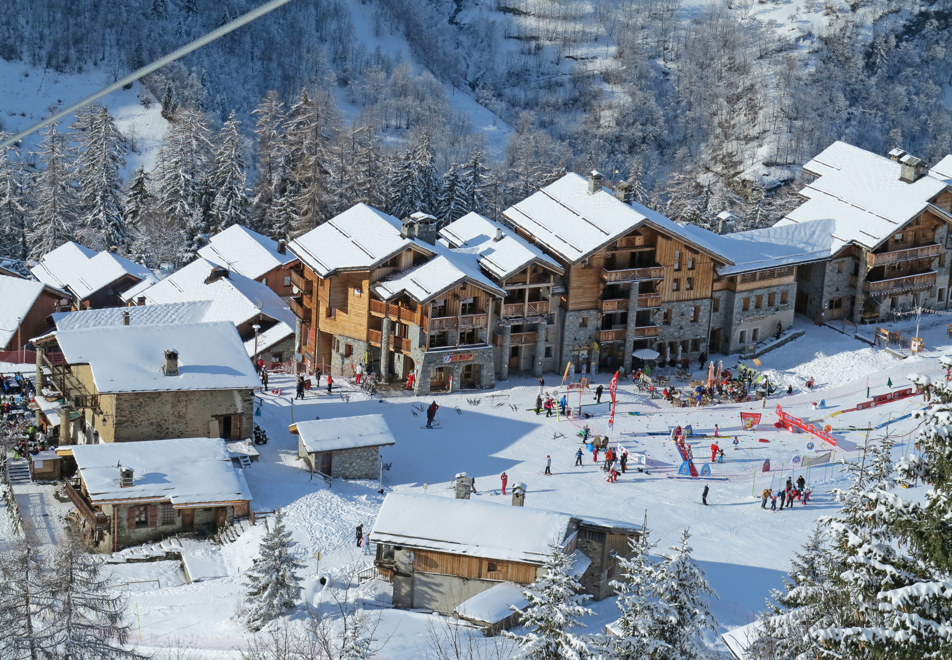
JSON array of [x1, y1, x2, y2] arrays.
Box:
[[608, 370, 619, 430]]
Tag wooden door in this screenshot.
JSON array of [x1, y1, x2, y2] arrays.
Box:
[[215, 508, 227, 528], [319, 452, 332, 475], [181, 509, 194, 530]]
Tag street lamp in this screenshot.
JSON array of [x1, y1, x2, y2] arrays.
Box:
[[15, 316, 21, 364], [252, 323, 261, 362]]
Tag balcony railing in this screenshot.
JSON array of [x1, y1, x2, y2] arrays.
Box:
[[633, 325, 660, 338], [510, 331, 538, 346], [389, 336, 411, 354], [289, 270, 312, 295], [867, 243, 942, 268], [598, 328, 626, 342], [368, 329, 382, 346], [289, 296, 307, 320], [63, 480, 110, 530], [502, 300, 549, 317], [865, 271, 937, 296], [602, 266, 664, 283], [370, 300, 418, 324], [429, 313, 488, 332], [637, 293, 662, 308], [599, 298, 628, 312]]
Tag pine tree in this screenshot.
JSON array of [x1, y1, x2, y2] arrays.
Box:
[[0, 136, 28, 260], [244, 510, 305, 632], [72, 105, 128, 252], [459, 146, 490, 216], [651, 529, 717, 660], [598, 525, 671, 659], [0, 539, 53, 659], [46, 532, 146, 659], [386, 134, 438, 219], [208, 111, 249, 234], [505, 544, 594, 660], [436, 163, 468, 223], [248, 91, 286, 237], [27, 121, 78, 259]]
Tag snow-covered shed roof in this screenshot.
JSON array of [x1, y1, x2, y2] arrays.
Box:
[[721, 619, 764, 660], [135, 258, 295, 329], [30, 241, 157, 300], [776, 141, 952, 255], [503, 173, 727, 264], [52, 321, 260, 393], [72, 437, 251, 506], [292, 413, 396, 453], [289, 203, 434, 278], [678, 221, 834, 276], [198, 224, 296, 280], [454, 581, 529, 625], [439, 212, 564, 280], [52, 301, 212, 331], [0, 275, 62, 348], [373, 246, 505, 303], [370, 492, 574, 564]]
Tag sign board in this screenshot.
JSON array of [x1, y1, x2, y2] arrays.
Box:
[[775, 405, 837, 447], [911, 337, 924, 353], [442, 353, 473, 363]]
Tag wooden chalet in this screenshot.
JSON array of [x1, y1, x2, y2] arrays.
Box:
[[198, 224, 298, 298]]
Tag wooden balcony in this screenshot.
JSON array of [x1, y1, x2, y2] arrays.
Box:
[[368, 329, 382, 346], [63, 480, 109, 530], [289, 269, 312, 295], [612, 234, 648, 249], [389, 336, 411, 354], [602, 266, 664, 283], [599, 298, 628, 312], [633, 325, 659, 338], [502, 300, 549, 318], [598, 328, 626, 342], [289, 296, 307, 320], [637, 293, 662, 308], [867, 243, 942, 268], [865, 271, 937, 296], [510, 331, 538, 347], [370, 299, 418, 324], [429, 313, 488, 332]]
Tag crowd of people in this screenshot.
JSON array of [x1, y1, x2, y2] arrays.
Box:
[[761, 475, 811, 510]]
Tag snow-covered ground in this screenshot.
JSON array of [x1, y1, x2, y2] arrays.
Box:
[[5, 314, 952, 657]]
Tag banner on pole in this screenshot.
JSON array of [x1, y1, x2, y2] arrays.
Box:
[[740, 412, 762, 430], [608, 370, 619, 430]]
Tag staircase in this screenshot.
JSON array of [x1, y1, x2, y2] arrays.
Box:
[[7, 459, 31, 485], [237, 455, 252, 469]]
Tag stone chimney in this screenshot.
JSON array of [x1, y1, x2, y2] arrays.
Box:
[[888, 148, 907, 162], [277, 239, 287, 254], [205, 266, 230, 284], [613, 181, 633, 205], [119, 467, 134, 488], [494, 227, 505, 242], [122, 310, 130, 326], [108, 245, 118, 253], [716, 210, 737, 235], [511, 483, 526, 507], [163, 349, 179, 376], [454, 472, 473, 499], [588, 170, 603, 195], [402, 212, 440, 245], [899, 154, 927, 184]]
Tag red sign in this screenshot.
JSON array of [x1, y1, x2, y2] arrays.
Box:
[[775, 405, 837, 447], [442, 353, 473, 363], [740, 412, 761, 430]]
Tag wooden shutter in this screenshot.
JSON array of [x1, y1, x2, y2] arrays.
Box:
[[127, 506, 137, 529], [148, 505, 158, 528]]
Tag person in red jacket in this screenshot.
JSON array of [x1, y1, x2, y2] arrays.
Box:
[[500, 472, 508, 495], [426, 401, 439, 428], [711, 442, 720, 462]]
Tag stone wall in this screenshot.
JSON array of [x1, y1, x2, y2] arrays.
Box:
[[655, 299, 712, 361], [93, 501, 235, 552], [414, 345, 495, 396], [330, 445, 381, 479], [329, 336, 371, 378], [725, 284, 796, 353], [107, 389, 254, 443], [560, 309, 598, 376]]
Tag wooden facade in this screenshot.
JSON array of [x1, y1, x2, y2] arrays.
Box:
[[411, 548, 539, 585]]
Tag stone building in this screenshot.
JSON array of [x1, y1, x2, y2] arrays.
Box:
[[30, 241, 158, 310], [293, 413, 396, 479], [776, 141, 952, 323], [65, 437, 251, 552], [33, 321, 260, 445], [439, 213, 565, 378], [198, 224, 298, 299], [370, 491, 639, 617]]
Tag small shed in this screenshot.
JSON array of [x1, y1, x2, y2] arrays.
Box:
[[292, 414, 396, 480], [29, 450, 61, 480]]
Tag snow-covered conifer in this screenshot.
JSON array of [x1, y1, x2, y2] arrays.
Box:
[[248, 91, 286, 237], [506, 544, 594, 660], [72, 104, 128, 252], [0, 137, 28, 259], [387, 134, 438, 219], [0, 539, 53, 659], [27, 121, 78, 259], [436, 163, 468, 223], [459, 146, 490, 216], [244, 509, 305, 631], [208, 111, 249, 234]]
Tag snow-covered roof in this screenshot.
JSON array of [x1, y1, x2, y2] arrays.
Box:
[[777, 141, 952, 255], [722, 620, 764, 660], [72, 437, 251, 506], [678, 222, 834, 276], [242, 321, 295, 357], [135, 258, 295, 329], [454, 581, 528, 624], [439, 212, 563, 280], [52, 321, 260, 393], [52, 301, 212, 330], [198, 224, 296, 280], [373, 245, 505, 303], [0, 275, 51, 348], [293, 413, 397, 453], [370, 492, 573, 564], [289, 203, 434, 277], [30, 241, 157, 300]]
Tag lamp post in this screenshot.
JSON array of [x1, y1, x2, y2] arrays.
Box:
[[16, 316, 21, 364], [252, 323, 261, 363]]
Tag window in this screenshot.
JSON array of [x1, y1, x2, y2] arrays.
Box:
[[579, 528, 605, 542], [460, 329, 478, 344], [674, 250, 681, 271], [895, 233, 905, 243], [686, 277, 694, 291], [755, 295, 763, 309], [134, 506, 148, 528], [353, 288, 362, 297], [690, 339, 700, 352], [544, 346, 553, 358], [487, 561, 499, 573], [836, 261, 844, 274], [579, 316, 589, 328], [283, 276, 292, 287], [688, 257, 695, 270], [160, 504, 175, 526], [460, 297, 476, 315], [780, 291, 789, 304], [742, 297, 750, 311], [344, 343, 353, 358], [712, 297, 720, 313], [692, 306, 700, 322], [739, 330, 746, 344], [752, 328, 760, 341], [768, 293, 776, 306], [663, 309, 672, 325], [672, 279, 680, 292], [940, 288, 946, 302]]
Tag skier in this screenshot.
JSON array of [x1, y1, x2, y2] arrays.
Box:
[[500, 472, 508, 495], [296, 376, 305, 400], [711, 442, 720, 462], [538, 376, 545, 396], [535, 394, 542, 415], [355, 524, 363, 547], [545, 455, 551, 475], [575, 448, 583, 466], [732, 436, 739, 450], [761, 488, 771, 509], [326, 374, 333, 394], [595, 384, 604, 403], [713, 424, 719, 437], [796, 474, 806, 491], [544, 397, 554, 417], [770, 492, 777, 511], [779, 488, 786, 509], [261, 370, 269, 390], [593, 447, 599, 463], [620, 451, 628, 473], [776, 321, 782, 340], [702, 484, 709, 505], [558, 395, 567, 415], [426, 401, 439, 428], [405, 372, 416, 390], [355, 363, 363, 385]]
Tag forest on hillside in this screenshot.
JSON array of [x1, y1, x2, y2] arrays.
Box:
[[1, 0, 952, 263]]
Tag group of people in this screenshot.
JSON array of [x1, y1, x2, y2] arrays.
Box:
[[761, 475, 811, 510], [535, 392, 569, 417], [573, 443, 630, 483], [0, 372, 30, 395]]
